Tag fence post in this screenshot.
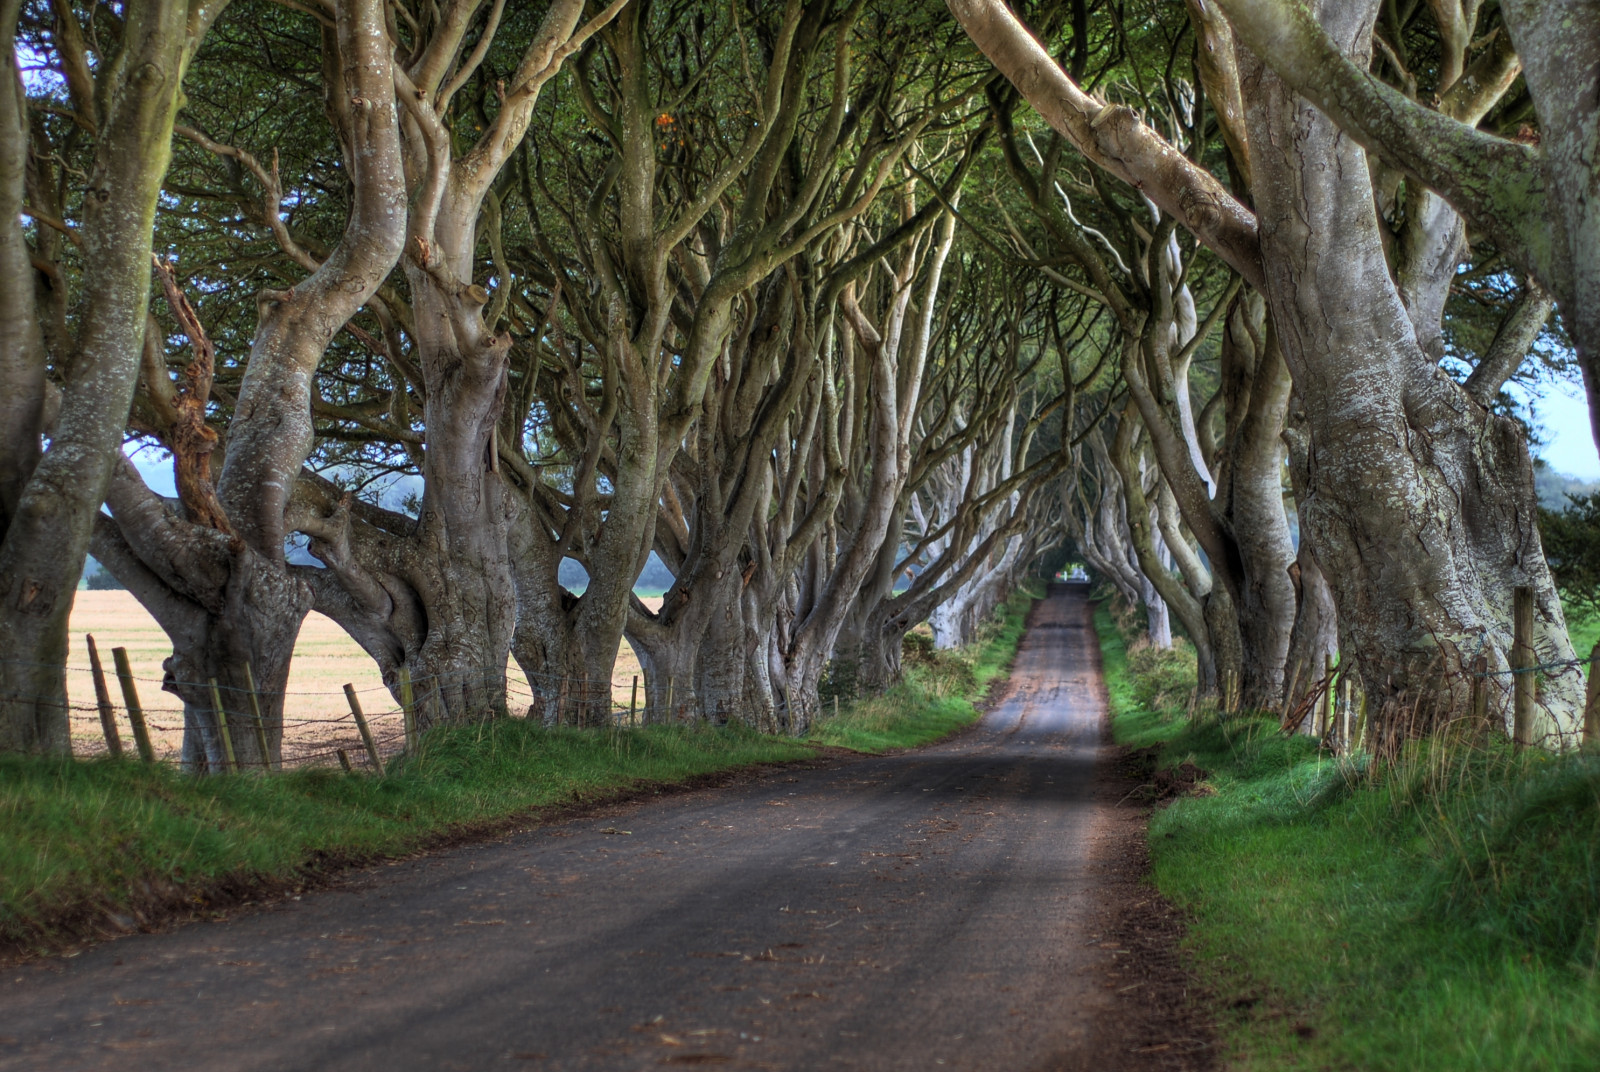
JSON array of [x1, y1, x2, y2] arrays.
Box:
[[111, 647, 155, 762], [343, 683, 385, 775], [398, 667, 417, 752], [1353, 686, 1369, 754], [1587, 643, 1600, 752], [1512, 585, 1535, 747], [242, 662, 272, 771], [1320, 653, 1335, 739], [1470, 655, 1490, 735], [208, 678, 237, 773], [336, 749, 353, 774], [85, 635, 123, 758], [630, 676, 638, 725], [665, 677, 674, 724]]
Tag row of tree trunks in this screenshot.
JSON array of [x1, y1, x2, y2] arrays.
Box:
[[949, 0, 1584, 745]]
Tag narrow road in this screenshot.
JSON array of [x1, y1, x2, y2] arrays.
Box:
[[2, 585, 1128, 1071]]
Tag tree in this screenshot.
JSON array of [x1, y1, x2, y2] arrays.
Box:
[[947, 0, 1585, 745], [1208, 0, 1600, 460], [89, 0, 407, 770], [1540, 494, 1600, 616], [0, 0, 228, 753]]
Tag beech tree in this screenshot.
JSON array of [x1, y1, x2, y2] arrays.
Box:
[[948, 0, 1585, 743], [284, 0, 622, 731], [6, 0, 1588, 761], [0, 0, 228, 753], [83, 0, 407, 770]]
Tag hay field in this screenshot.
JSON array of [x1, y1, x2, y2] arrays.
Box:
[[64, 591, 656, 765]]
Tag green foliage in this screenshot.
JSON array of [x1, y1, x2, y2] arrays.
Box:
[[1124, 635, 1197, 714], [0, 722, 810, 954], [809, 583, 1040, 753], [1095, 604, 1600, 1071], [1539, 492, 1600, 612]]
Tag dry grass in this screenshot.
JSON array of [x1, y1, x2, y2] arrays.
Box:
[[64, 591, 655, 765]]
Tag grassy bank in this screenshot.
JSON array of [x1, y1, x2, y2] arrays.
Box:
[[1, 723, 811, 954], [2, 583, 1041, 956], [1097, 604, 1600, 1071], [808, 581, 1042, 752]]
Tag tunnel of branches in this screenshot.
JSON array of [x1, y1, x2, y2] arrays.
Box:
[[3, 0, 1595, 768]]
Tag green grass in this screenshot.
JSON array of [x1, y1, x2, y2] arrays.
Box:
[[0, 722, 811, 952], [807, 582, 1042, 753], [1, 586, 1040, 955], [1564, 601, 1600, 661], [1096, 604, 1600, 1071]]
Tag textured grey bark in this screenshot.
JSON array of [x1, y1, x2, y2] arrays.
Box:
[[1237, 0, 1583, 742], [296, 0, 613, 730], [1210, 0, 1600, 459], [847, 302, 1066, 687], [772, 211, 959, 729], [1282, 419, 1339, 716], [621, 273, 813, 724], [506, 1, 870, 727], [983, 79, 1290, 705], [0, 0, 226, 753], [86, 0, 406, 770], [1107, 411, 1217, 691], [1210, 292, 1296, 708], [953, 0, 1576, 737]]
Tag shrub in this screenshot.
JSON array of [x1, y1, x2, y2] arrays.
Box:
[[1125, 636, 1197, 715]]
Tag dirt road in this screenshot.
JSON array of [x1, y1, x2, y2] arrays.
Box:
[[2, 585, 1182, 1071]]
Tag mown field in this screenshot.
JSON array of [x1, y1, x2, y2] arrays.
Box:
[[62, 591, 658, 764]]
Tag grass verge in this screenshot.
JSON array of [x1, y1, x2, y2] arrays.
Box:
[[807, 581, 1042, 753], [1, 723, 810, 956], [1096, 602, 1600, 1071], [2, 583, 1040, 958]]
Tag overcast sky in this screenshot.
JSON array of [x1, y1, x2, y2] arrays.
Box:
[[1530, 379, 1600, 480]]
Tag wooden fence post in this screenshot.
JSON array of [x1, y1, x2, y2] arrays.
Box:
[[1353, 687, 1369, 754], [630, 676, 638, 725], [1320, 653, 1335, 739], [343, 683, 384, 775], [243, 662, 272, 771], [85, 635, 123, 758], [111, 647, 155, 762], [1583, 641, 1600, 748], [336, 749, 353, 773], [1469, 656, 1489, 735], [398, 667, 417, 752], [1512, 586, 1535, 747], [208, 678, 237, 773], [1339, 676, 1353, 754], [665, 677, 674, 724]]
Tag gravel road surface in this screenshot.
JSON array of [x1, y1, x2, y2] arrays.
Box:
[[1, 584, 1143, 1071]]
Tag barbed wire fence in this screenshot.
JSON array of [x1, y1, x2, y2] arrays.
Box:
[[17, 643, 801, 776], [1270, 586, 1600, 755]]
